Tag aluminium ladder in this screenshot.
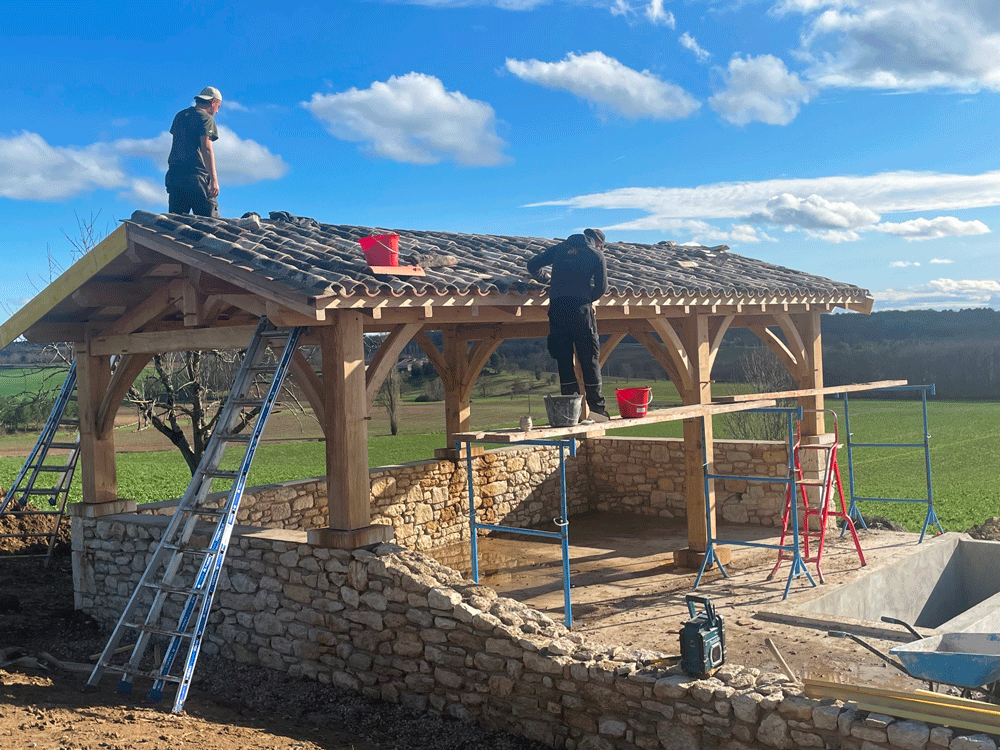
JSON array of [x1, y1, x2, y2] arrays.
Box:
[[767, 410, 865, 584], [87, 318, 303, 712], [0, 362, 80, 565]]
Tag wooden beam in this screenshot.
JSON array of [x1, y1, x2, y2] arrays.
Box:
[[365, 322, 422, 408], [77, 351, 117, 506], [707, 315, 735, 373], [288, 349, 325, 424], [127, 226, 323, 321], [462, 336, 503, 403], [749, 323, 800, 378], [104, 278, 186, 337], [321, 313, 371, 530], [413, 330, 449, 387], [650, 318, 695, 394], [0, 225, 127, 349], [679, 314, 715, 559], [454, 399, 777, 443], [716, 379, 909, 403], [792, 310, 825, 436], [89, 324, 259, 356], [97, 354, 152, 438], [598, 331, 627, 367], [442, 326, 471, 439]]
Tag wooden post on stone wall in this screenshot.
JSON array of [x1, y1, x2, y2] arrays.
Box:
[[308, 312, 393, 549], [674, 314, 731, 569]]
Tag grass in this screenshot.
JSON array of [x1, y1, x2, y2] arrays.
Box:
[[0, 366, 67, 399], [0, 373, 996, 535]]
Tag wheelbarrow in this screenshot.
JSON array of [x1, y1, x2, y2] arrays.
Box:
[[828, 617, 1000, 703]]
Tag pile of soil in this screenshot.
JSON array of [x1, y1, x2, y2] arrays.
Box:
[[0, 526, 548, 750], [966, 516, 1000, 540], [0, 509, 71, 554]]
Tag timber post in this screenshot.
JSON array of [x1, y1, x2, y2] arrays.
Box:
[[309, 312, 393, 549]]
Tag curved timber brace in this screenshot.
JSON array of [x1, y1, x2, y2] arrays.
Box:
[[414, 327, 503, 450]]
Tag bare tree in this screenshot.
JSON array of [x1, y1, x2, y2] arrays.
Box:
[[725, 345, 795, 441], [375, 365, 403, 436]]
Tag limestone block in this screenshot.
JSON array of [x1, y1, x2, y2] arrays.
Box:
[[950, 736, 998, 750], [757, 711, 792, 749], [886, 720, 929, 750], [731, 690, 764, 723], [812, 703, 842, 730], [655, 721, 699, 750]]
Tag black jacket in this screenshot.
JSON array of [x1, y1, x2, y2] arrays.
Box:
[[527, 233, 608, 303]]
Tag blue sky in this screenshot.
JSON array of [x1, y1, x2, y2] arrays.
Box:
[[2, 0, 999, 320]]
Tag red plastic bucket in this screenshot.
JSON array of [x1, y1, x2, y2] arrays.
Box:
[[359, 234, 400, 266], [616, 387, 652, 419]]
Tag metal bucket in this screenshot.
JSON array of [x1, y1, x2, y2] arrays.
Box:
[[544, 394, 583, 427]]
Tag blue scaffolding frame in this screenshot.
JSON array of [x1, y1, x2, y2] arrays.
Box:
[[839, 383, 943, 543], [693, 406, 818, 600], [458, 437, 577, 628]]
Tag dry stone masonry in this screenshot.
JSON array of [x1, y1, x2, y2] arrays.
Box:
[[72, 437, 997, 749], [73, 521, 998, 750]]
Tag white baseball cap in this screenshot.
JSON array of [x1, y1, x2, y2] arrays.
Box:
[[195, 86, 222, 102]]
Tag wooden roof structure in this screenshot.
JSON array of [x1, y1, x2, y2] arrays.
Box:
[[0, 210, 874, 558]]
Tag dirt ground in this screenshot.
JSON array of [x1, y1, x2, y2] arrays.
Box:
[[1, 513, 998, 750]]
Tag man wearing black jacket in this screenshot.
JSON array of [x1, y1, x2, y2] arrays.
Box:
[[527, 228, 610, 421]]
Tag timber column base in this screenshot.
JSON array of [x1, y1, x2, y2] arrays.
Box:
[[69, 499, 138, 518], [674, 546, 731, 570], [308, 524, 395, 550]]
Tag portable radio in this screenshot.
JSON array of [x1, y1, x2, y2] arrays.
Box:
[[679, 595, 726, 677]]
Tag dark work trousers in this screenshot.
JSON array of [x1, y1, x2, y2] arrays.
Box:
[[167, 183, 219, 218], [546, 297, 606, 412]]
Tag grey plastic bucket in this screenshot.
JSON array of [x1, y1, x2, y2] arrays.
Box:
[[544, 394, 583, 427]]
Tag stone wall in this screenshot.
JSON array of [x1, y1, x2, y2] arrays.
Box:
[[158, 437, 790, 552], [73, 519, 998, 750], [556, 437, 790, 527]]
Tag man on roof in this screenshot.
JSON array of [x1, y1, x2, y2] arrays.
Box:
[[165, 86, 222, 218], [527, 228, 610, 422]]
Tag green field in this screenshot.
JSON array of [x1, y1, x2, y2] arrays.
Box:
[[0, 366, 68, 398], [0, 376, 996, 535]]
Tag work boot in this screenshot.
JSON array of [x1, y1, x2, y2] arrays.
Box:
[[590, 407, 610, 422]]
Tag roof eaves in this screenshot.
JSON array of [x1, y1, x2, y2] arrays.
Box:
[[0, 225, 128, 349]]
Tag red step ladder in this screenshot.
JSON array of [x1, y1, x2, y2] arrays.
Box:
[[768, 410, 865, 584]]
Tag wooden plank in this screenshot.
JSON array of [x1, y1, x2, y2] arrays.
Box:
[[715, 380, 909, 403], [453, 399, 776, 443], [0, 225, 127, 349], [89, 324, 259, 356], [368, 265, 425, 275], [803, 678, 1000, 735]]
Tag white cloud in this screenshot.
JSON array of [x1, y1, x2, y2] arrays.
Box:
[[304, 73, 508, 166], [679, 32, 710, 63], [809, 228, 860, 243], [748, 193, 879, 229], [709, 54, 815, 125], [0, 131, 126, 200], [874, 278, 1000, 310], [123, 178, 167, 207], [506, 51, 700, 119], [529, 168, 1000, 221], [779, 1, 1000, 92], [0, 127, 287, 202], [213, 126, 289, 184], [890, 260, 920, 267], [529, 169, 1000, 245], [610, 0, 630, 17], [873, 216, 990, 241], [645, 0, 675, 27], [930, 257, 954, 264]]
